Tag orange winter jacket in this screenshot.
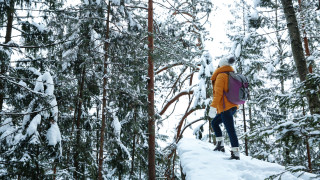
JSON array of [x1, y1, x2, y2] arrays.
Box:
[[210, 65, 239, 114]]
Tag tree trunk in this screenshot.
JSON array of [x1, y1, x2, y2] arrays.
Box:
[[298, 0, 312, 73], [147, 0, 156, 177], [53, 161, 57, 180], [0, 0, 14, 122], [98, 1, 111, 179], [96, 106, 100, 166], [74, 65, 86, 179], [305, 136, 312, 172], [130, 108, 137, 177], [280, 0, 320, 114], [242, 104, 248, 156]]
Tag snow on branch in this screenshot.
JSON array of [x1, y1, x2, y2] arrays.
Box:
[[0, 75, 51, 97]]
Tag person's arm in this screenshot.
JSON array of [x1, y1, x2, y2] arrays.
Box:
[[211, 80, 215, 95], [211, 74, 225, 108]]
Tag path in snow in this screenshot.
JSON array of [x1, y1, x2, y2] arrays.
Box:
[[177, 138, 317, 180]]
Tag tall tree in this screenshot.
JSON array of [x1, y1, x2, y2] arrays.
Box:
[[0, 0, 14, 119], [98, 1, 110, 179], [147, 0, 155, 178], [280, 0, 320, 114]]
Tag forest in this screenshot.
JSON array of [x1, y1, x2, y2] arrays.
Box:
[[0, 0, 319, 179]]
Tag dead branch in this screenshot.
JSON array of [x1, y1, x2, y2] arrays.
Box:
[[160, 90, 194, 115]]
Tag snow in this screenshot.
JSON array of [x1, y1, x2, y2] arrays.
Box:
[[177, 138, 317, 180], [208, 107, 216, 118], [0, 118, 15, 144], [26, 114, 41, 136], [242, 33, 251, 45], [253, 0, 261, 7], [31, 21, 46, 33], [50, 98, 59, 121], [42, 72, 54, 95], [20, 153, 31, 162], [18, 80, 27, 87], [46, 122, 62, 146], [26, 67, 41, 76], [22, 100, 36, 128], [111, 0, 120, 6], [250, 10, 259, 20], [112, 116, 121, 141], [266, 63, 274, 74], [235, 44, 241, 58], [309, 130, 320, 135], [34, 75, 44, 92]]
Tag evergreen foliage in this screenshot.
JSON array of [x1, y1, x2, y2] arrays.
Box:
[[1, 0, 319, 179]]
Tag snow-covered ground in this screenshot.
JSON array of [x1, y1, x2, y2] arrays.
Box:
[[177, 138, 317, 180]]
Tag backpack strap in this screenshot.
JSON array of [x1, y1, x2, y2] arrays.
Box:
[[223, 91, 226, 111], [217, 71, 233, 112]]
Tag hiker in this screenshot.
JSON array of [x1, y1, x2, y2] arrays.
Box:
[[210, 56, 240, 160]]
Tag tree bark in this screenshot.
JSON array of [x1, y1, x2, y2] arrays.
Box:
[[305, 136, 312, 172], [98, 1, 111, 179], [130, 108, 137, 177], [280, 0, 320, 114], [298, 0, 312, 73], [242, 104, 248, 156], [74, 65, 86, 179], [147, 0, 156, 178], [0, 0, 14, 122]]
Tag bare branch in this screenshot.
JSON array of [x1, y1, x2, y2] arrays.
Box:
[[156, 63, 183, 74], [160, 90, 194, 115], [179, 118, 206, 139], [175, 107, 204, 143]]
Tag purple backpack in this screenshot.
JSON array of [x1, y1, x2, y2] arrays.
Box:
[[220, 72, 249, 108]]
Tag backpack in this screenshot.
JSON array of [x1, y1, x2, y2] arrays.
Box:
[[220, 72, 249, 106]]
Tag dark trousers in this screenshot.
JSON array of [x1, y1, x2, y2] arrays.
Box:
[[211, 107, 239, 147]]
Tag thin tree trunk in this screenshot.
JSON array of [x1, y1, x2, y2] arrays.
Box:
[[147, 0, 156, 178], [302, 103, 312, 172], [0, 0, 14, 121], [242, 104, 248, 156], [130, 108, 137, 177], [298, 0, 312, 73], [285, 138, 290, 164], [53, 161, 57, 180], [96, 106, 100, 166], [74, 65, 86, 179], [172, 152, 176, 179], [98, 1, 111, 179], [280, 0, 320, 114], [305, 136, 312, 172]]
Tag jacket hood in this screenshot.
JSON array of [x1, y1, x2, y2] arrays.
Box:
[[210, 66, 234, 81]]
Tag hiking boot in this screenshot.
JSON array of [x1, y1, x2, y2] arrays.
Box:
[[213, 141, 225, 152], [230, 147, 240, 160]]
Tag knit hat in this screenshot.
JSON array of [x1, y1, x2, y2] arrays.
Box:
[[219, 57, 236, 67]]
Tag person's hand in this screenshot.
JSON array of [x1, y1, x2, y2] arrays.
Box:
[[209, 107, 216, 118]]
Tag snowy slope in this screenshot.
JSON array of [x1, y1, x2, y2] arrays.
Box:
[[177, 138, 317, 180]]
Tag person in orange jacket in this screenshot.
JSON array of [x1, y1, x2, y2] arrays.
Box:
[[210, 57, 240, 160]]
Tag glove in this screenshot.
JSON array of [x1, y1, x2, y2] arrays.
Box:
[[209, 107, 217, 118]]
